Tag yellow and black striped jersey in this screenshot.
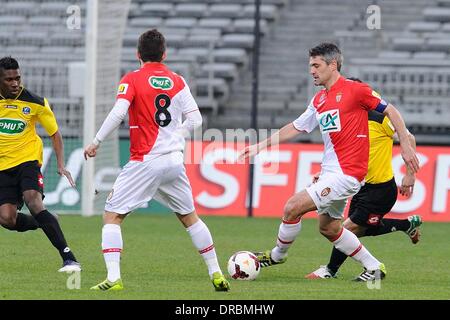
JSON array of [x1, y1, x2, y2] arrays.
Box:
[[366, 110, 395, 184], [0, 87, 58, 170]]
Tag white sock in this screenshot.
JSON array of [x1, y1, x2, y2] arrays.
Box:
[[187, 220, 221, 277], [102, 224, 123, 282], [332, 228, 381, 271], [271, 218, 302, 262]]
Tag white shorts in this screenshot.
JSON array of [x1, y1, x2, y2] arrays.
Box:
[[105, 152, 195, 215], [306, 172, 362, 219]]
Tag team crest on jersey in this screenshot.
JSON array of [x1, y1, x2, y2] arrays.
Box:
[[22, 106, 31, 114], [318, 109, 341, 133], [117, 83, 129, 95], [335, 92, 342, 103], [149, 76, 173, 90]]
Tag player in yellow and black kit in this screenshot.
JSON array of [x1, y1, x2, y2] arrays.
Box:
[[0, 56, 81, 272], [306, 78, 422, 280]]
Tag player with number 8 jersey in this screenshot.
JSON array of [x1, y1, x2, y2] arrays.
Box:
[[117, 59, 198, 161], [84, 29, 230, 292]]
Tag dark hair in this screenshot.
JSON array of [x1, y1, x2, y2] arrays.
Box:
[[347, 77, 362, 83], [0, 56, 19, 72], [137, 29, 166, 63], [309, 43, 343, 71]]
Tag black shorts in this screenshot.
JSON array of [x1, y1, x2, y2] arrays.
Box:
[[348, 177, 397, 227], [0, 160, 44, 209]]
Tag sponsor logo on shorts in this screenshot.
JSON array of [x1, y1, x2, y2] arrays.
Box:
[[0, 118, 26, 135], [38, 174, 44, 188], [149, 76, 173, 90], [321, 187, 331, 197], [117, 83, 129, 95], [22, 106, 31, 114], [367, 214, 381, 226], [318, 109, 341, 133]]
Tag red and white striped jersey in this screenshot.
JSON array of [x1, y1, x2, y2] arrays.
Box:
[[293, 76, 387, 181], [116, 62, 199, 161]]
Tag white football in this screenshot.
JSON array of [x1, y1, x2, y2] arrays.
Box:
[[227, 251, 261, 281]]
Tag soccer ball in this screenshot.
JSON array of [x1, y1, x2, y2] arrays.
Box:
[[227, 251, 261, 281]]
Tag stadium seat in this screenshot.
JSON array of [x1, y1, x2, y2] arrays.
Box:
[[129, 17, 163, 29], [407, 21, 441, 32], [423, 7, 450, 22], [221, 34, 254, 49], [140, 3, 174, 18], [198, 18, 233, 32], [174, 3, 208, 18], [5, 2, 37, 16], [209, 4, 243, 18]]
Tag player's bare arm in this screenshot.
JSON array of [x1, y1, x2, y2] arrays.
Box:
[[383, 104, 419, 173], [239, 123, 301, 160], [50, 130, 75, 187], [400, 132, 417, 197]]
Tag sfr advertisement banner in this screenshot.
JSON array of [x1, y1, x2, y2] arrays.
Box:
[[186, 141, 450, 222]]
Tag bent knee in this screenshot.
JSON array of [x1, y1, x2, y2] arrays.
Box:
[[1, 216, 17, 229], [283, 201, 300, 221], [319, 225, 342, 240]]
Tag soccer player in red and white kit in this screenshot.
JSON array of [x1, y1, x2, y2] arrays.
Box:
[[84, 29, 230, 291], [239, 43, 419, 281]]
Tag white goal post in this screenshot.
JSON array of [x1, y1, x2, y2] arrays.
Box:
[[82, 0, 131, 216]]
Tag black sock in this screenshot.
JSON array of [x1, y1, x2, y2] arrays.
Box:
[[15, 212, 40, 232], [34, 210, 77, 262], [364, 218, 410, 236], [327, 246, 348, 275]]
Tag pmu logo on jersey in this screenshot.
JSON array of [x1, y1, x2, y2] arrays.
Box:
[[149, 76, 173, 90], [318, 109, 341, 133], [0, 118, 26, 135]]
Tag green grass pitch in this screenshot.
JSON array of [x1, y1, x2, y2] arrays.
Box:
[[0, 214, 448, 300]]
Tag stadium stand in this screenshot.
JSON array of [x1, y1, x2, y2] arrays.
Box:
[[0, 0, 448, 144]]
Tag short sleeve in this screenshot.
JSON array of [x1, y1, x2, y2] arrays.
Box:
[[37, 98, 58, 136], [382, 117, 395, 138], [354, 83, 388, 113], [116, 73, 135, 104], [292, 98, 318, 133]]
